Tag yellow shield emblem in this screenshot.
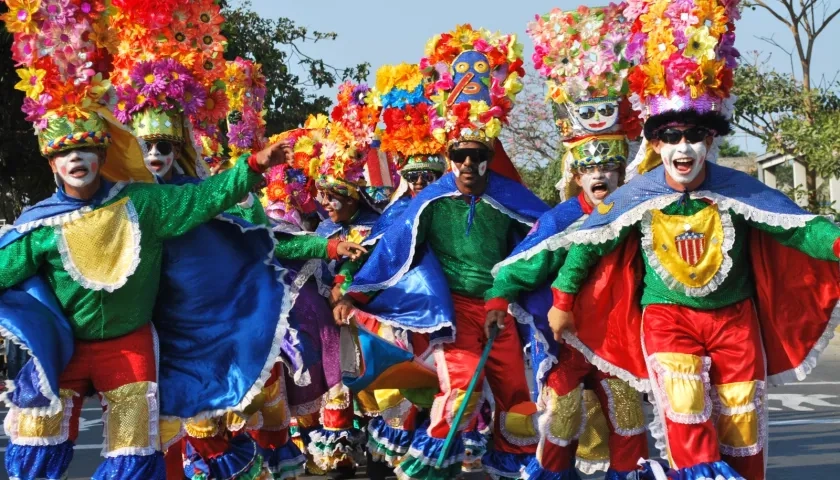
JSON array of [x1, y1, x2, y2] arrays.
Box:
[[647, 204, 726, 290], [56, 197, 141, 292]]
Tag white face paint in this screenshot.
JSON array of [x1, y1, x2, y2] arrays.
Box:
[[329, 198, 344, 211], [661, 141, 708, 185], [579, 168, 621, 206], [452, 161, 461, 177], [478, 161, 488, 177], [144, 141, 175, 177], [53, 149, 100, 189], [574, 100, 620, 133]]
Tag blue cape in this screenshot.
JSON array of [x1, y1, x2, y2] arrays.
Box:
[[349, 172, 549, 333], [367, 196, 411, 244], [0, 175, 295, 419]]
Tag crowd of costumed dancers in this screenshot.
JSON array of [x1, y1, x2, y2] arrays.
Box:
[[1, 1, 838, 480]]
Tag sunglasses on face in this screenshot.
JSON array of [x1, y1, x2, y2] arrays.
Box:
[[149, 140, 174, 156], [656, 127, 711, 145], [577, 103, 617, 120], [404, 171, 439, 184], [449, 148, 491, 164], [575, 162, 621, 175]]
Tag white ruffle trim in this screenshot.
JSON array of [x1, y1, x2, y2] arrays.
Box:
[[539, 384, 586, 447], [4, 391, 76, 446], [9, 183, 128, 234], [767, 294, 840, 386], [640, 209, 736, 297], [600, 378, 647, 437], [0, 325, 63, 417], [562, 331, 651, 393], [491, 217, 584, 277], [54, 199, 142, 293], [100, 381, 160, 458], [290, 396, 324, 418], [647, 354, 713, 425], [715, 381, 768, 458], [508, 302, 557, 400], [577, 458, 611, 475]]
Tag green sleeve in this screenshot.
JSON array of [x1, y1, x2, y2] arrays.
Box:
[[145, 157, 263, 240], [739, 213, 840, 261], [486, 248, 568, 302], [338, 253, 370, 293], [0, 230, 46, 289], [275, 234, 329, 261], [552, 225, 632, 294], [227, 193, 270, 226]]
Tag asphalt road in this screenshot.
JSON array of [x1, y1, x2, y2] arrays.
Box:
[[1, 337, 838, 480]]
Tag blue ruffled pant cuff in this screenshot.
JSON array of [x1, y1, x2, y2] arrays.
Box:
[[5, 441, 74, 480], [185, 434, 261, 480], [521, 457, 582, 480], [633, 460, 745, 480], [482, 449, 535, 479], [92, 453, 165, 480], [367, 416, 415, 466], [259, 438, 306, 479], [394, 423, 463, 480]]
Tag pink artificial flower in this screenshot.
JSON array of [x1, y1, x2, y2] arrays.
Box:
[[626, 32, 647, 63], [22, 94, 52, 128], [40, 0, 77, 26], [624, 0, 650, 20], [12, 33, 37, 66], [664, 54, 698, 94], [473, 38, 491, 53], [666, 0, 700, 31]]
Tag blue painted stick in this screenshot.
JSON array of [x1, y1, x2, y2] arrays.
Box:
[[435, 324, 499, 469]]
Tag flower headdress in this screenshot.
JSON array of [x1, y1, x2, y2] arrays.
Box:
[[4, 0, 114, 157], [375, 63, 447, 175], [528, 4, 641, 141], [225, 58, 268, 161], [623, 0, 739, 177], [315, 82, 382, 200], [422, 24, 525, 151], [528, 4, 641, 200], [109, 0, 229, 179], [265, 117, 326, 227]]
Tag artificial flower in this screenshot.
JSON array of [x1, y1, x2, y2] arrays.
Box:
[[684, 26, 718, 61], [666, 0, 700, 31], [664, 54, 698, 94], [640, 0, 670, 34], [693, 0, 729, 36], [14, 66, 46, 99], [202, 88, 229, 123], [3, 0, 41, 34], [39, 0, 76, 26], [641, 62, 667, 97]]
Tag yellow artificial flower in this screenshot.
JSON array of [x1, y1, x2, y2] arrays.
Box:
[[640, 0, 670, 34], [504, 72, 524, 99], [684, 26, 718, 61], [645, 29, 677, 64], [698, 58, 724, 96], [452, 24, 481, 48], [548, 81, 569, 104], [224, 62, 247, 87], [641, 63, 667, 97], [14, 67, 46, 99], [432, 128, 446, 145], [3, 0, 41, 34], [484, 118, 502, 139], [424, 34, 442, 57], [468, 100, 490, 122], [508, 34, 524, 63], [693, 0, 729, 37], [87, 73, 112, 102], [295, 136, 316, 155], [305, 114, 329, 129]]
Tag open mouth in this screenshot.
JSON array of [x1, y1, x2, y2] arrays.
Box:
[[673, 158, 695, 175], [149, 159, 165, 169], [68, 165, 89, 178], [590, 181, 609, 199]]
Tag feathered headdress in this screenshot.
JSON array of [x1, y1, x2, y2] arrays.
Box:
[[422, 24, 525, 151]]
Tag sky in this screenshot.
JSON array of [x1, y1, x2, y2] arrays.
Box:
[[249, 0, 840, 154]]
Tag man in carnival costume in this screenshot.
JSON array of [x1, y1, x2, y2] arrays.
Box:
[[547, 1, 840, 479], [486, 6, 650, 480], [0, 6, 295, 480], [336, 25, 549, 480]]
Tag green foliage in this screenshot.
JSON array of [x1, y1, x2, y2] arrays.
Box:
[[519, 152, 564, 207], [718, 139, 748, 157], [221, 0, 369, 135]]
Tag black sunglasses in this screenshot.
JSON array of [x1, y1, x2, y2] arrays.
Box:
[[577, 103, 617, 120], [449, 148, 491, 164], [149, 140, 174, 156], [404, 171, 439, 184], [657, 127, 711, 145]]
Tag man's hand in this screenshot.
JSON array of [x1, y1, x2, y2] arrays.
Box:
[[329, 285, 344, 306], [252, 142, 294, 171], [337, 242, 367, 261], [484, 310, 506, 340], [548, 307, 576, 343], [333, 296, 355, 326]]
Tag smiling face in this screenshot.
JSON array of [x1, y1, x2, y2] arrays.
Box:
[[652, 124, 714, 186], [49, 147, 102, 189], [318, 190, 358, 224], [572, 99, 620, 133]]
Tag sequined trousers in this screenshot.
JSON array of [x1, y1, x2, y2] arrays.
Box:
[[533, 345, 649, 476], [643, 300, 766, 480], [4, 324, 165, 479]]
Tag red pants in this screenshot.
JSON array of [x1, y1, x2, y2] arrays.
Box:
[[428, 294, 537, 454], [538, 347, 648, 472], [58, 324, 158, 448], [644, 300, 766, 480]]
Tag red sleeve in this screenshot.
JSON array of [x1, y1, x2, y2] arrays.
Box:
[[552, 288, 575, 311], [347, 291, 372, 305], [246, 153, 264, 174], [484, 297, 510, 313], [333, 274, 346, 287], [327, 238, 341, 261], [833, 237, 840, 260]]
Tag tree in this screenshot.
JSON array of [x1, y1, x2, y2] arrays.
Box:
[[0, 1, 368, 219], [500, 73, 564, 205], [718, 139, 749, 157], [733, 1, 840, 204], [221, 0, 369, 135]]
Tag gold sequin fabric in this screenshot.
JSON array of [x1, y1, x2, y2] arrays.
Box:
[[576, 390, 610, 464], [101, 381, 158, 454]]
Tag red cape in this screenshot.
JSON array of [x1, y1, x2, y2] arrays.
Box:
[[569, 230, 840, 391]]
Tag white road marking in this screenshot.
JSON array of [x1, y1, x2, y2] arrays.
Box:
[[768, 393, 840, 411], [769, 418, 840, 426]]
